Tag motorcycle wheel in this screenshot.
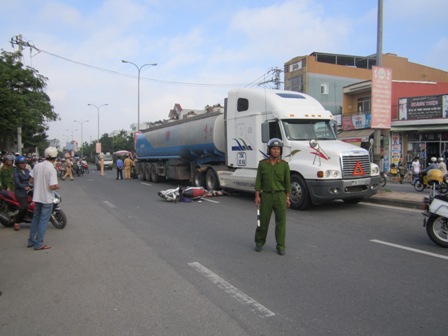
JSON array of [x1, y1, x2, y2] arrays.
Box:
[[380, 174, 387, 187], [426, 215, 448, 247], [437, 183, 448, 194], [414, 180, 425, 192], [50, 209, 67, 229]]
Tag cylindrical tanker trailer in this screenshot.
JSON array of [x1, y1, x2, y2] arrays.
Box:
[[135, 88, 380, 210], [135, 110, 227, 186]]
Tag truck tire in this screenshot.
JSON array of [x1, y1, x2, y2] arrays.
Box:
[[144, 163, 152, 182], [205, 168, 219, 190], [138, 164, 146, 181], [193, 169, 204, 187], [151, 164, 160, 183], [290, 174, 311, 210]]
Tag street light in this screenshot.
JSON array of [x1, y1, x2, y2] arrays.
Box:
[[121, 60, 157, 132], [66, 128, 78, 141], [74, 120, 89, 157], [87, 103, 108, 142]]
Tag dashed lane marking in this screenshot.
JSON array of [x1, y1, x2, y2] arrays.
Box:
[[103, 201, 116, 209], [188, 261, 275, 318], [141, 183, 152, 186], [201, 198, 220, 204], [371, 239, 448, 261]]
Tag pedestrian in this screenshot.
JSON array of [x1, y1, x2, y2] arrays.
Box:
[[99, 154, 105, 176], [254, 138, 291, 256], [411, 156, 421, 185], [438, 157, 447, 175], [0, 154, 15, 191], [116, 156, 123, 180], [124, 155, 132, 180], [12, 156, 31, 231], [27, 147, 60, 250], [62, 157, 74, 181], [397, 158, 406, 184]]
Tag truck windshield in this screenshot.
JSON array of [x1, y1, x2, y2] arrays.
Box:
[[282, 120, 337, 141]]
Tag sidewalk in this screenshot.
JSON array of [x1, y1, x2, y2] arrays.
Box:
[[363, 188, 424, 209]]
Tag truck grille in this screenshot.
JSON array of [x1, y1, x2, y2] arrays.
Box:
[[341, 155, 371, 178]]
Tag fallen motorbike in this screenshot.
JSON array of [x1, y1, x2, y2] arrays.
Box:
[[422, 169, 448, 247], [157, 186, 206, 202], [0, 189, 67, 229]]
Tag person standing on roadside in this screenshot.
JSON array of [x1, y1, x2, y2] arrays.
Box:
[[116, 156, 123, 180], [254, 138, 291, 256], [411, 156, 421, 186], [13, 156, 31, 231], [27, 147, 60, 250], [124, 155, 132, 180], [0, 154, 15, 191], [62, 156, 74, 181]]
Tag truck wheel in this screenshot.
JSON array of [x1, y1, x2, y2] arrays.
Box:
[[205, 168, 219, 190], [290, 174, 311, 210], [145, 163, 152, 182], [151, 164, 160, 183], [138, 164, 146, 181], [193, 169, 204, 187]]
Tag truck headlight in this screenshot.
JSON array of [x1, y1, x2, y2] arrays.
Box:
[[371, 165, 379, 175], [325, 170, 340, 178]]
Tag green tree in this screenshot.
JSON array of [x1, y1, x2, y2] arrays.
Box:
[[0, 50, 58, 152]]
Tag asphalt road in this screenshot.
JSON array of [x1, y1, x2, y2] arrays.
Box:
[[1, 168, 447, 335]]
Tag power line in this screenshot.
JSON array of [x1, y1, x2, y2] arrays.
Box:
[[10, 35, 277, 88]]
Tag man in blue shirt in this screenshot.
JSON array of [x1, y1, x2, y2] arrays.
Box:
[[116, 157, 124, 180]]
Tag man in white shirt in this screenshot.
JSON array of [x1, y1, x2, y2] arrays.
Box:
[[439, 157, 447, 175], [27, 147, 60, 250], [411, 157, 421, 186]]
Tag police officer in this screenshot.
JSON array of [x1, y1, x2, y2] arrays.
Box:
[[254, 138, 291, 255]]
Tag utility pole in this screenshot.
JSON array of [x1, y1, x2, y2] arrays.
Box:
[[16, 34, 23, 155], [258, 67, 284, 89], [373, 0, 383, 167]]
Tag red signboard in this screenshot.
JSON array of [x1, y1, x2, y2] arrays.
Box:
[[371, 66, 392, 129]]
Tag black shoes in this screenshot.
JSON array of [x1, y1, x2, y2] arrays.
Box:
[[255, 246, 263, 252], [277, 249, 285, 256]]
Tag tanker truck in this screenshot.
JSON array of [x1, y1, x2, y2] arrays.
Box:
[[135, 88, 380, 209]]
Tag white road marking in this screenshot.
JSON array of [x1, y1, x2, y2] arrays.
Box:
[[201, 198, 220, 204], [371, 239, 448, 261], [362, 202, 421, 212], [103, 201, 116, 209], [141, 183, 152, 186], [188, 262, 275, 318]]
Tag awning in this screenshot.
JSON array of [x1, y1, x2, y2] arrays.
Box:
[[338, 129, 374, 142], [390, 125, 448, 132]]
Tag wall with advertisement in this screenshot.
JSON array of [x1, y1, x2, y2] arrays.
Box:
[[390, 133, 401, 166], [398, 94, 448, 121], [342, 113, 371, 130]]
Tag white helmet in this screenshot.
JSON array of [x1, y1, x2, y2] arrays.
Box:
[[430, 157, 437, 163], [439, 157, 444, 162], [44, 147, 58, 159]]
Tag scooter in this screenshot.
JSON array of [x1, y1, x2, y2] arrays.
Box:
[[0, 189, 67, 229], [414, 172, 448, 194], [422, 172, 448, 247]]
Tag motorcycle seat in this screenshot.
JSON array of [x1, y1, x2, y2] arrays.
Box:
[[0, 190, 15, 200]]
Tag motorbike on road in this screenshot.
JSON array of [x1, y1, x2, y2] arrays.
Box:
[[0, 189, 67, 229], [422, 169, 448, 247], [414, 172, 448, 193]]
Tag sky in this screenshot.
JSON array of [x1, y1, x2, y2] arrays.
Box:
[[1, 0, 447, 146]]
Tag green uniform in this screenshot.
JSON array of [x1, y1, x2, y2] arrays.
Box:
[[0, 164, 15, 191], [254, 158, 291, 251]]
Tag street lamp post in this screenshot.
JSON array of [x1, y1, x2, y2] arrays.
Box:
[[121, 60, 157, 132], [74, 120, 89, 157], [66, 128, 78, 141], [87, 103, 108, 142]]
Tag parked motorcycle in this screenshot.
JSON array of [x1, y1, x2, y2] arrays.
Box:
[[0, 189, 67, 229], [379, 172, 387, 187], [422, 169, 448, 247]]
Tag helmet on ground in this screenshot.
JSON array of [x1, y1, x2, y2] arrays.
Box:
[[430, 157, 437, 163], [6, 154, 15, 162], [267, 138, 283, 155], [44, 147, 58, 159], [439, 157, 444, 162], [15, 156, 27, 165]]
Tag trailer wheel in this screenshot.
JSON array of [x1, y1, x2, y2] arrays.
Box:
[[151, 164, 160, 183], [290, 174, 311, 210], [144, 163, 152, 182], [205, 168, 219, 190], [193, 169, 204, 187], [138, 164, 146, 181]]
